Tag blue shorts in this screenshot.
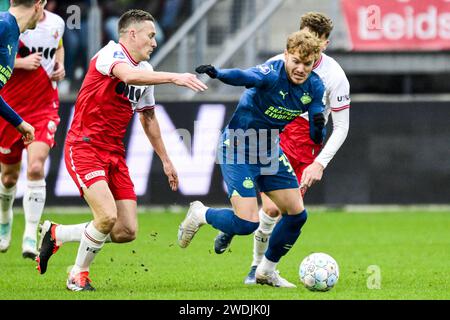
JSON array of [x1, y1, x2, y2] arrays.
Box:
[[220, 150, 299, 198]]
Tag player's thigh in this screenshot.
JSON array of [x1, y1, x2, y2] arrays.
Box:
[[26, 141, 50, 175], [82, 180, 118, 225], [220, 162, 259, 221], [265, 188, 304, 215], [260, 192, 281, 218]]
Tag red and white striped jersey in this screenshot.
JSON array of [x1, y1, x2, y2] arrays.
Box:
[[1, 10, 64, 120], [66, 41, 155, 154]]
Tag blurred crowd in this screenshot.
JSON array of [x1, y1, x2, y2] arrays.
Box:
[[46, 0, 191, 94]]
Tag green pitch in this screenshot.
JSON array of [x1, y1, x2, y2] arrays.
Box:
[[0, 208, 449, 300]]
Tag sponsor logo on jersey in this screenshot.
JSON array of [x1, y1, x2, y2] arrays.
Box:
[[115, 81, 143, 103], [27, 46, 57, 60], [47, 120, 57, 133], [113, 51, 126, 59], [337, 94, 350, 102], [7, 44, 12, 56], [84, 170, 106, 181], [257, 64, 271, 75], [52, 29, 59, 40], [243, 177, 254, 189], [301, 93, 312, 105]]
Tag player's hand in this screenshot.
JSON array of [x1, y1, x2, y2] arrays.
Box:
[[16, 120, 35, 145], [173, 73, 208, 92], [300, 161, 324, 189], [163, 160, 179, 192], [313, 112, 325, 130], [51, 62, 66, 81], [19, 52, 42, 70], [195, 64, 218, 79]]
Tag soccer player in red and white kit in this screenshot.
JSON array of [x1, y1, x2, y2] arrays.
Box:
[[36, 9, 207, 291], [0, 7, 65, 259], [239, 13, 351, 284]]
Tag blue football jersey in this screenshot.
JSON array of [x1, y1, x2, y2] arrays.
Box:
[[216, 59, 326, 160], [0, 11, 19, 90]]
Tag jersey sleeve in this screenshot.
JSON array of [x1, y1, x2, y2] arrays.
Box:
[[135, 86, 155, 112], [216, 63, 275, 89], [329, 73, 351, 111], [95, 46, 128, 77], [307, 79, 326, 144], [0, 23, 9, 90]]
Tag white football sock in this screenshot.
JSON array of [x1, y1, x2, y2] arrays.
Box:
[[55, 223, 112, 246], [257, 256, 278, 275], [55, 223, 88, 246], [251, 209, 278, 267], [23, 179, 46, 241], [0, 179, 16, 225], [71, 222, 108, 274]]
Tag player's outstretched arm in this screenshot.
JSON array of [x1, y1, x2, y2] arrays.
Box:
[[195, 64, 271, 88], [139, 109, 178, 191], [112, 63, 207, 92]]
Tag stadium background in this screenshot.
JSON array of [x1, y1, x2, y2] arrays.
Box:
[[8, 0, 449, 206]]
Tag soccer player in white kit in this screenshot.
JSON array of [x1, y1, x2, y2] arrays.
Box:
[[0, 7, 65, 259], [228, 12, 351, 284], [35, 9, 207, 291]]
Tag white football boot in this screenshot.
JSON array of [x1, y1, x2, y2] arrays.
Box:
[[178, 201, 207, 248], [255, 268, 297, 288]]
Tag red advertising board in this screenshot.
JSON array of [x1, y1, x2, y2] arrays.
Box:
[[341, 0, 450, 51]]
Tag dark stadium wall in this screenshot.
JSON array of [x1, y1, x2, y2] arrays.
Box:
[[26, 101, 449, 206]]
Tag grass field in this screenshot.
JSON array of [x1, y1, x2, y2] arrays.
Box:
[[0, 208, 449, 300]]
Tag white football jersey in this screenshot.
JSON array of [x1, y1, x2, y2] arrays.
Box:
[[19, 10, 65, 80]]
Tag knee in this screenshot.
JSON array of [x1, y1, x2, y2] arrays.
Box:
[[27, 161, 45, 180], [263, 206, 281, 218], [96, 215, 117, 233], [1, 173, 18, 189], [112, 227, 137, 243]]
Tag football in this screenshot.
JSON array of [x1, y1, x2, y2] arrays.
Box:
[[299, 252, 339, 291]]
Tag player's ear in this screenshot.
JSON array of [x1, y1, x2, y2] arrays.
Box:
[[284, 49, 289, 60]]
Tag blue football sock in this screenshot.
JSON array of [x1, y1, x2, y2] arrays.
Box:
[[206, 208, 259, 236], [265, 210, 308, 263]]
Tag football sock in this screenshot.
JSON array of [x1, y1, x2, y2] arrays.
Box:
[[71, 222, 108, 273], [251, 209, 278, 267], [23, 179, 46, 242], [206, 208, 259, 235], [265, 210, 308, 263], [55, 223, 88, 246], [0, 179, 16, 225]]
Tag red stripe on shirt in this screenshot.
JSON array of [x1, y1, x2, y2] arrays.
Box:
[[331, 105, 350, 112]]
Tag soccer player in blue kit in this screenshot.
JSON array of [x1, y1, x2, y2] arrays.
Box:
[[0, 0, 46, 144], [178, 30, 326, 287]]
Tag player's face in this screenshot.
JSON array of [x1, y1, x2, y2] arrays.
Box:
[[28, 0, 46, 30], [133, 21, 157, 61], [284, 50, 315, 85]]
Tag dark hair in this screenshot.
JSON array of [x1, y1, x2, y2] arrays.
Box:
[[118, 9, 155, 35], [11, 0, 43, 7], [300, 12, 334, 39]]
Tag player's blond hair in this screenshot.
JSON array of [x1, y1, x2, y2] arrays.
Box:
[[286, 30, 322, 62], [300, 12, 334, 39]]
